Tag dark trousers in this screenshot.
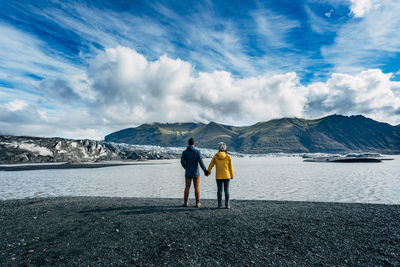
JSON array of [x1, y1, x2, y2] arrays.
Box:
[[216, 179, 230, 206]]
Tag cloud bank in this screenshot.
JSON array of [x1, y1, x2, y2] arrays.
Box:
[[2, 46, 399, 139]]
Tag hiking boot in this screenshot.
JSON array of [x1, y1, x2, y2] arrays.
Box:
[[183, 201, 189, 207], [195, 201, 201, 208]]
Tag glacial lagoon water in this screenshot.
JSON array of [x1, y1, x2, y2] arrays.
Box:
[[1, 156, 400, 204]]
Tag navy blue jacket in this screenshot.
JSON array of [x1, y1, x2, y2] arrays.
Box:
[[181, 145, 207, 178]]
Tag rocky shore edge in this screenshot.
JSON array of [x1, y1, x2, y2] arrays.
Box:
[[1, 197, 399, 266], [0, 161, 170, 171]]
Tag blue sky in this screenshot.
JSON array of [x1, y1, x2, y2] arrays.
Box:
[[1, 0, 400, 139]]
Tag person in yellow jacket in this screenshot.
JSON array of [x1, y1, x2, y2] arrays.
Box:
[[207, 142, 234, 209]]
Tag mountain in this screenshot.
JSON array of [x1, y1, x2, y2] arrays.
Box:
[[105, 115, 400, 154]]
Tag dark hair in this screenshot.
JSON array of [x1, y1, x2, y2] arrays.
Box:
[[188, 137, 195, 145]]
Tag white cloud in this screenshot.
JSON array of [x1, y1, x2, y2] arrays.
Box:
[[43, 46, 400, 132], [34, 2, 169, 55], [0, 23, 81, 81], [322, 0, 400, 73], [58, 128, 105, 140], [2, 44, 400, 138], [305, 5, 336, 34], [305, 69, 400, 123], [325, 9, 334, 17], [4, 99, 28, 111], [63, 46, 309, 127], [350, 0, 373, 17], [252, 9, 300, 48], [349, 0, 383, 17], [0, 21, 84, 122]]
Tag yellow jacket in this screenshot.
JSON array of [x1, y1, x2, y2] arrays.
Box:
[[208, 152, 234, 179]]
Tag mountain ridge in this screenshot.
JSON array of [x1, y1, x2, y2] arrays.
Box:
[[105, 115, 400, 154]]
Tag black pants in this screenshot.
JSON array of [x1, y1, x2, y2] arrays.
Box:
[[216, 179, 230, 206]]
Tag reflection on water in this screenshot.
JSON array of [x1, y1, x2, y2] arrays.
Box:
[[1, 157, 400, 204]]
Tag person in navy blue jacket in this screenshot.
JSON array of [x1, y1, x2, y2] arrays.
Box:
[[181, 137, 209, 207]]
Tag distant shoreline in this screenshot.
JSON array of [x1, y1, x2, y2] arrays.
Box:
[[1, 197, 399, 265], [0, 161, 171, 172]]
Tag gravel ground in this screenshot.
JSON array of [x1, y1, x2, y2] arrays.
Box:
[[1, 197, 399, 266]]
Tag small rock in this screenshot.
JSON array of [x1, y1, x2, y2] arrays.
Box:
[[33, 216, 38, 220], [28, 249, 34, 253], [116, 229, 119, 233], [10, 257, 16, 261], [149, 231, 153, 235]]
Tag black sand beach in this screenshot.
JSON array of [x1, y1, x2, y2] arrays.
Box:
[[1, 197, 399, 266]]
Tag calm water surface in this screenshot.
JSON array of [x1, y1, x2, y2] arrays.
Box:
[[1, 157, 399, 204]]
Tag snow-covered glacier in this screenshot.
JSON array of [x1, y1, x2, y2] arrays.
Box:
[[0, 136, 245, 164]]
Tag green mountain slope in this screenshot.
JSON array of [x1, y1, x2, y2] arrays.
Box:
[[105, 115, 400, 154]]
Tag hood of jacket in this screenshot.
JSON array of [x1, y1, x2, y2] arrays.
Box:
[[186, 145, 195, 151], [215, 151, 228, 160]]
